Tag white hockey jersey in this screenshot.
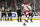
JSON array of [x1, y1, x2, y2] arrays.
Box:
[[21, 4, 32, 12]]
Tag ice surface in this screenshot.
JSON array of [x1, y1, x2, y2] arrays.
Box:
[[0, 20, 40, 27]]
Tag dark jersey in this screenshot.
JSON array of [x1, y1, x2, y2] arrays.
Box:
[[8, 9, 12, 17]]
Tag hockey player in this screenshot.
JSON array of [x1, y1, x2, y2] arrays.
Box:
[[17, 6, 22, 22], [7, 7, 12, 21], [21, 2, 33, 25], [28, 2, 33, 22], [1, 5, 7, 21]]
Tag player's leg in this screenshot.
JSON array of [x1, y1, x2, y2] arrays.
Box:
[[23, 13, 29, 25], [10, 13, 12, 21], [18, 15, 19, 22], [25, 15, 29, 22], [24, 11, 28, 22], [30, 16, 33, 22], [23, 11, 27, 25], [25, 12, 29, 22], [19, 10, 22, 22], [8, 13, 10, 21], [2, 13, 4, 21], [8, 16, 9, 21], [20, 16, 22, 22], [5, 13, 7, 21], [5, 17, 6, 21], [29, 13, 33, 22], [23, 15, 27, 25], [17, 10, 20, 22], [10, 16, 12, 21]]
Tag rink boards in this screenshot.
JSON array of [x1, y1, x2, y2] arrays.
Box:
[[0, 12, 40, 20]]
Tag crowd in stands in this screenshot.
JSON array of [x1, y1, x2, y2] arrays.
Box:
[[0, 0, 40, 12]]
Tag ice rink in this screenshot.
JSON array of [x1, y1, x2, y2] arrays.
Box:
[[0, 20, 40, 27]]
